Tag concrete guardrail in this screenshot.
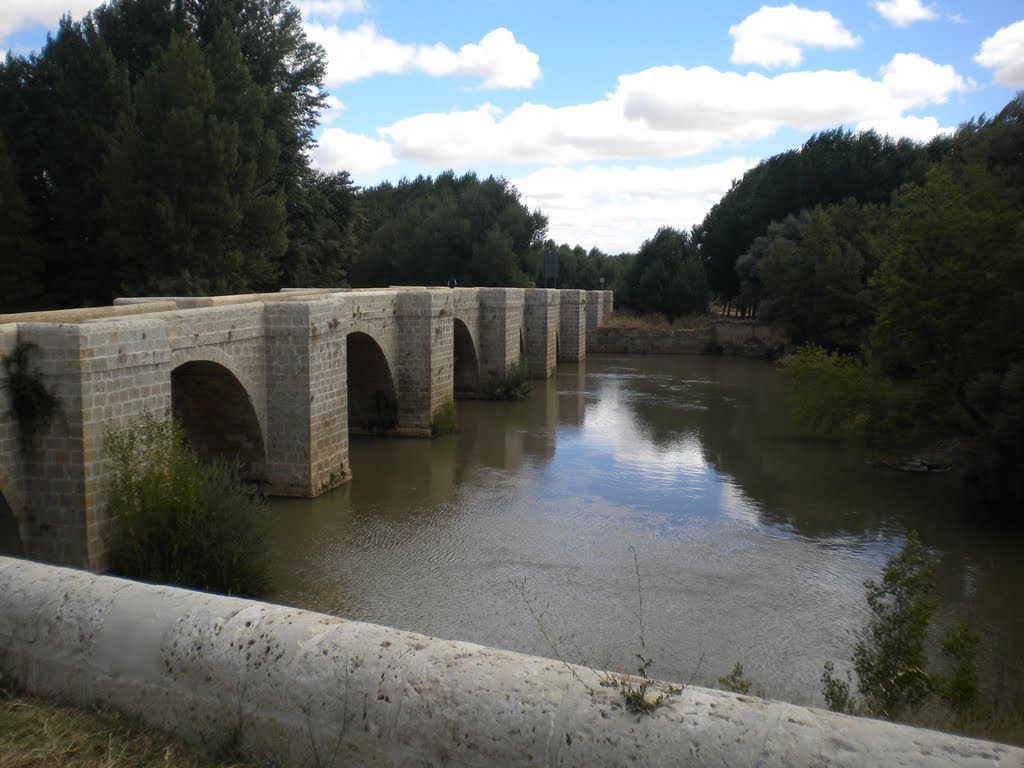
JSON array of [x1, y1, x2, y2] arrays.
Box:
[[1, 556, 1021, 767]]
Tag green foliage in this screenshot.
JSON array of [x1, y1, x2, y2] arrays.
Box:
[[820, 533, 982, 723], [821, 661, 855, 714], [853, 533, 937, 719], [604, 548, 682, 714], [621, 227, 710, 319], [482, 357, 533, 401], [354, 172, 547, 288], [959, 365, 1024, 510], [746, 201, 882, 350], [871, 159, 1023, 399], [430, 399, 459, 437], [779, 345, 913, 440], [939, 622, 980, 715], [105, 415, 271, 596], [1, 342, 59, 452], [0, 0, 326, 308], [539, 240, 629, 291], [696, 128, 929, 300], [717, 662, 753, 695]]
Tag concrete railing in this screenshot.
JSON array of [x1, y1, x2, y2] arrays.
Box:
[[1, 556, 1021, 767]]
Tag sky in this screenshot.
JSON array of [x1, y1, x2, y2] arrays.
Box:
[[2, 1, 1023, 254]]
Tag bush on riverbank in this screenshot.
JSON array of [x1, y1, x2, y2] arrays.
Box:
[[821, 533, 981, 721], [105, 415, 271, 597], [482, 357, 532, 401]]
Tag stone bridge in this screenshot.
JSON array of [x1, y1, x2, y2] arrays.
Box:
[[0, 287, 613, 570]]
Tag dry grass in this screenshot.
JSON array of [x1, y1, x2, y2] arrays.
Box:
[[602, 311, 711, 331], [0, 685, 256, 768]]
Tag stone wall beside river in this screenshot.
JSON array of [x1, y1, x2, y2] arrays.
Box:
[[590, 319, 788, 357]]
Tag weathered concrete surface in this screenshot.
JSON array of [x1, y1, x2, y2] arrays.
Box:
[[1, 557, 1020, 768]]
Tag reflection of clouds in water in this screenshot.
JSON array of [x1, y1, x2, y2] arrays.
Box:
[[582, 388, 707, 478], [717, 478, 762, 528]]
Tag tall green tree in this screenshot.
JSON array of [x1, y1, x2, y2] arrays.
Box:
[[871, 159, 1023, 398], [354, 172, 547, 287], [103, 31, 285, 294], [621, 227, 710, 318]]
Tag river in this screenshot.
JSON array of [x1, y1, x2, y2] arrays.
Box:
[[267, 354, 1023, 708]]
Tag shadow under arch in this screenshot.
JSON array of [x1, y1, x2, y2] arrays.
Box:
[[347, 331, 399, 434], [453, 318, 480, 398], [171, 360, 268, 484], [0, 485, 23, 557]]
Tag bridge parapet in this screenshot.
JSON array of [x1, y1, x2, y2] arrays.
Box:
[[2, 556, 1019, 768]]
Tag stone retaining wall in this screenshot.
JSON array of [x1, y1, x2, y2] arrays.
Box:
[[590, 321, 789, 357], [2, 557, 1020, 768]]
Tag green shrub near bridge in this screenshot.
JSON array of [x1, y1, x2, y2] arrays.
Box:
[[105, 415, 270, 597]]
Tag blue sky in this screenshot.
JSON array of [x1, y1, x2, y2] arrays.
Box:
[[3, 0, 1023, 253]]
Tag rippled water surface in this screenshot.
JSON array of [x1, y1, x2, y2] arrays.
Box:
[[268, 354, 1023, 706]]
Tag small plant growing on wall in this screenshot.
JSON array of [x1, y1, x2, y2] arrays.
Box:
[[105, 414, 271, 596], [482, 357, 532, 401], [431, 399, 458, 436], [1, 341, 59, 452]]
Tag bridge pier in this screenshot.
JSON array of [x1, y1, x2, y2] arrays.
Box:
[[557, 289, 587, 363], [585, 290, 614, 353], [523, 289, 559, 379]]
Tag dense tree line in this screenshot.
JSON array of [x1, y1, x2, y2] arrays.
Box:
[[763, 95, 1024, 512], [0, 0, 361, 310], [351, 172, 548, 288]]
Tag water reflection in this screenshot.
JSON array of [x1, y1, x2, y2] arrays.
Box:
[[269, 355, 1023, 707]]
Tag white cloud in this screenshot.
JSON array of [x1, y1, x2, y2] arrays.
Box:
[[305, 22, 540, 89], [729, 5, 861, 68], [872, 0, 936, 27], [296, 0, 366, 21], [319, 95, 347, 124], [514, 159, 756, 253], [0, 0, 99, 38], [373, 54, 970, 169], [312, 128, 397, 174], [975, 20, 1024, 87], [879, 52, 973, 106], [855, 115, 954, 142]]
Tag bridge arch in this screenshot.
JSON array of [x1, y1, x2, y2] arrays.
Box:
[[171, 360, 267, 484], [0, 476, 24, 557], [347, 331, 399, 434], [453, 318, 480, 398]]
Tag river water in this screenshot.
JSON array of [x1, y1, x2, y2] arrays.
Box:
[[267, 354, 1023, 707]]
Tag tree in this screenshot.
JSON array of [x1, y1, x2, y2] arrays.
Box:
[[103, 31, 285, 294], [871, 159, 1023, 398], [0, 134, 44, 312], [354, 172, 547, 287], [622, 227, 710, 318]]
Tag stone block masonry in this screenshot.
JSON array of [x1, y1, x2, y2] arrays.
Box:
[[0, 288, 597, 570], [2, 557, 1020, 768]]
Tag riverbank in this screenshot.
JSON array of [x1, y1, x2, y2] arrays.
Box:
[[589, 318, 788, 357]]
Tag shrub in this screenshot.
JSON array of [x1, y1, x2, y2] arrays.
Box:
[[482, 356, 532, 401], [779, 345, 917, 441], [821, 532, 980, 721], [105, 415, 271, 596], [431, 398, 458, 436]]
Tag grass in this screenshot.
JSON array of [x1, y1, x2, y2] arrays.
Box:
[[601, 311, 711, 331], [430, 399, 459, 436], [0, 682, 256, 768]]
